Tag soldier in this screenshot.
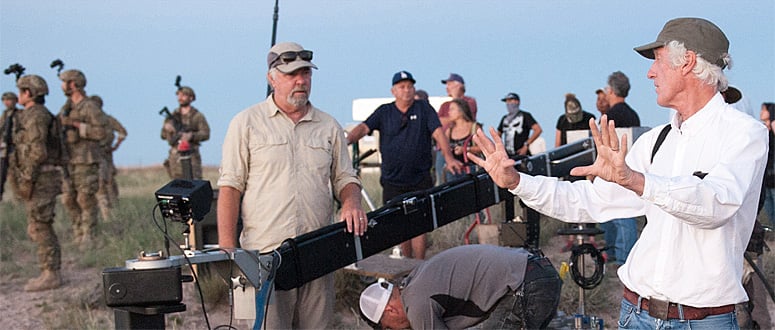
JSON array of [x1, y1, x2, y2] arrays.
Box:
[[11, 75, 64, 291], [2, 91, 19, 115], [59, 69, 108, 247], [1, 92, 20, 197], [1, 92, 19, 144], [160, 86, 209, 179], [91, 95, 126, 221]]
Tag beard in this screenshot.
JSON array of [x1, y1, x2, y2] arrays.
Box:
[[287, 88, 310, 107]]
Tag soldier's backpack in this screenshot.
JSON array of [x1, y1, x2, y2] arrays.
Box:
[[46, 111, 67, 167]]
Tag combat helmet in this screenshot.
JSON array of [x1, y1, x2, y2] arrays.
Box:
[[1, 91, 18, 101], [17, 75, 49, 98], [59, 69, 87, 88], [177, 86, 196, 101]]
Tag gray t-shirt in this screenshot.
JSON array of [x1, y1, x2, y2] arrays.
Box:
[[401, 245, 529, 329]]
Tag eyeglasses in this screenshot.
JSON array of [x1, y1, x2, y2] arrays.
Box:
[[277, 50, 313, 64]]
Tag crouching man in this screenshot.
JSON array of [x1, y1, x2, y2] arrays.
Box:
[[360, 245, 562, 329]]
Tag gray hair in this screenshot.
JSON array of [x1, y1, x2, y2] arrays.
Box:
[[665, 41, 730, 92], [607, 71, 630, 98]]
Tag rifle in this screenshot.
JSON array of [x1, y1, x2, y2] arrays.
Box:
[[159, 106, 184, 135], [159, 75, 188, 142]]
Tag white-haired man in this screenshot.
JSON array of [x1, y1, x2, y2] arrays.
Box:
[[471, 18, 766, 329]]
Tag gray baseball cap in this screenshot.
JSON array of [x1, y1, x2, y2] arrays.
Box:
[[634, 17, 729, 68], [267, 42, 318, 73]]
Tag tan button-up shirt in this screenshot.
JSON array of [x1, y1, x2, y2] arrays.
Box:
[[218, 96, 360, 251]]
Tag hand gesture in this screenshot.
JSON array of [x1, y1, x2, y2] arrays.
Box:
[[467, 127, 520, 190], [569, 116, 638, 189]]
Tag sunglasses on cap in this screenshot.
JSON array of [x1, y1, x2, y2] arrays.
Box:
[[276, 50, 313, 65]]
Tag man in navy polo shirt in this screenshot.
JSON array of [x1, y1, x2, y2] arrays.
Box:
[[347, 71, 462, 259]]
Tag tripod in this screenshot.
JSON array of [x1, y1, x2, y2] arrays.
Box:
[[557, 224, 605, 329]]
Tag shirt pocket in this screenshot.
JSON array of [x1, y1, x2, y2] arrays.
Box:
[[249, 134, 288, 160], [303, 137, 333, 172]]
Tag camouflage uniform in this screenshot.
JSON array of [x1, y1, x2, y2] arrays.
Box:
[[60, 97, 108, 244], [96, 113, 127, 220], [1, 102, 20, 199], [160, 106, 209, 179], [10, 103, 63, 276]]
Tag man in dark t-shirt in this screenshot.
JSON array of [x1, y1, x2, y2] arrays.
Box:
[[497, 92, 543, 159], [346, 71, 462, 259], [604, 71, 641, 127]]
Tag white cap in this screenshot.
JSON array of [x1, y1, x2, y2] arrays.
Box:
[[360, 281, 393, 324]]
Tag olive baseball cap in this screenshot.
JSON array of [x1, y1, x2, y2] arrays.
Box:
[[634, 17, 729, 69], [267, 42, 317, 73]]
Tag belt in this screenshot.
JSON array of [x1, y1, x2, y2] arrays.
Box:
[[623, 286, 734, 320]]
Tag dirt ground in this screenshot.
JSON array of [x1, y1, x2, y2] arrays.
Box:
[[1, 231, 773, 329]]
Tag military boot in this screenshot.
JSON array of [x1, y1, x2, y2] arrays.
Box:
[[24, 269, 62, 292]]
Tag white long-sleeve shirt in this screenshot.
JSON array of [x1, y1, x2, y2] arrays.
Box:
[[512, 94, 767, 307]]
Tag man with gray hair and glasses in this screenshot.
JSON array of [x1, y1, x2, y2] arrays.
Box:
[[217, 41, 367, 329], [470, 17, 765, 329]]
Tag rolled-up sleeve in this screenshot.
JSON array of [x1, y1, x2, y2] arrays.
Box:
[[217, 111, 249, 192], [330, 123, 360, 199]]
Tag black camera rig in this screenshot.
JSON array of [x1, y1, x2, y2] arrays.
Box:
[[102, 129, 651, 329]]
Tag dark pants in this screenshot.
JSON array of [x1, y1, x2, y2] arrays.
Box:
[[480, 255, 563, 329], [381, 174, 434, 204]]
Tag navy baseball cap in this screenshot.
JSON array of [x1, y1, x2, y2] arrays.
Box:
[[392, 71, 416, 85], [441, 73, 464, 85], [501, 92, 520, 102]]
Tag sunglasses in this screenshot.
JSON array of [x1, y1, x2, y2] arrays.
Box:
[[277, 50, 313, 64]]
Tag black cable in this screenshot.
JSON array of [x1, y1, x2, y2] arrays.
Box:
[[151, 203, 212, 330], [569, 243, 605, 290]]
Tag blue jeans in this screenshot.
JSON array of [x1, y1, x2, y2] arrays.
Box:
[[602, 218, 638, 263], [617, 299, 738, 329], [763, 187, 775, 227]]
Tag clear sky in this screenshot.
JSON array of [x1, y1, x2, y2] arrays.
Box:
[[2, 0, 773, 167]]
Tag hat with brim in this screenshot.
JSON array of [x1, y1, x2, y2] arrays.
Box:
[[392, 71, 416, 86], [634, 17, 729, 69], [267, 42, 318, 74], [360, 281, 393, 324], [441, 73, 464, 85], [501, 92, 520, 102]]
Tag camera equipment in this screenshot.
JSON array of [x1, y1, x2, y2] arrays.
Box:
[[155, 179, 212, 223], [50, 59, 64, 74], [3, 63, 25, 81]]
